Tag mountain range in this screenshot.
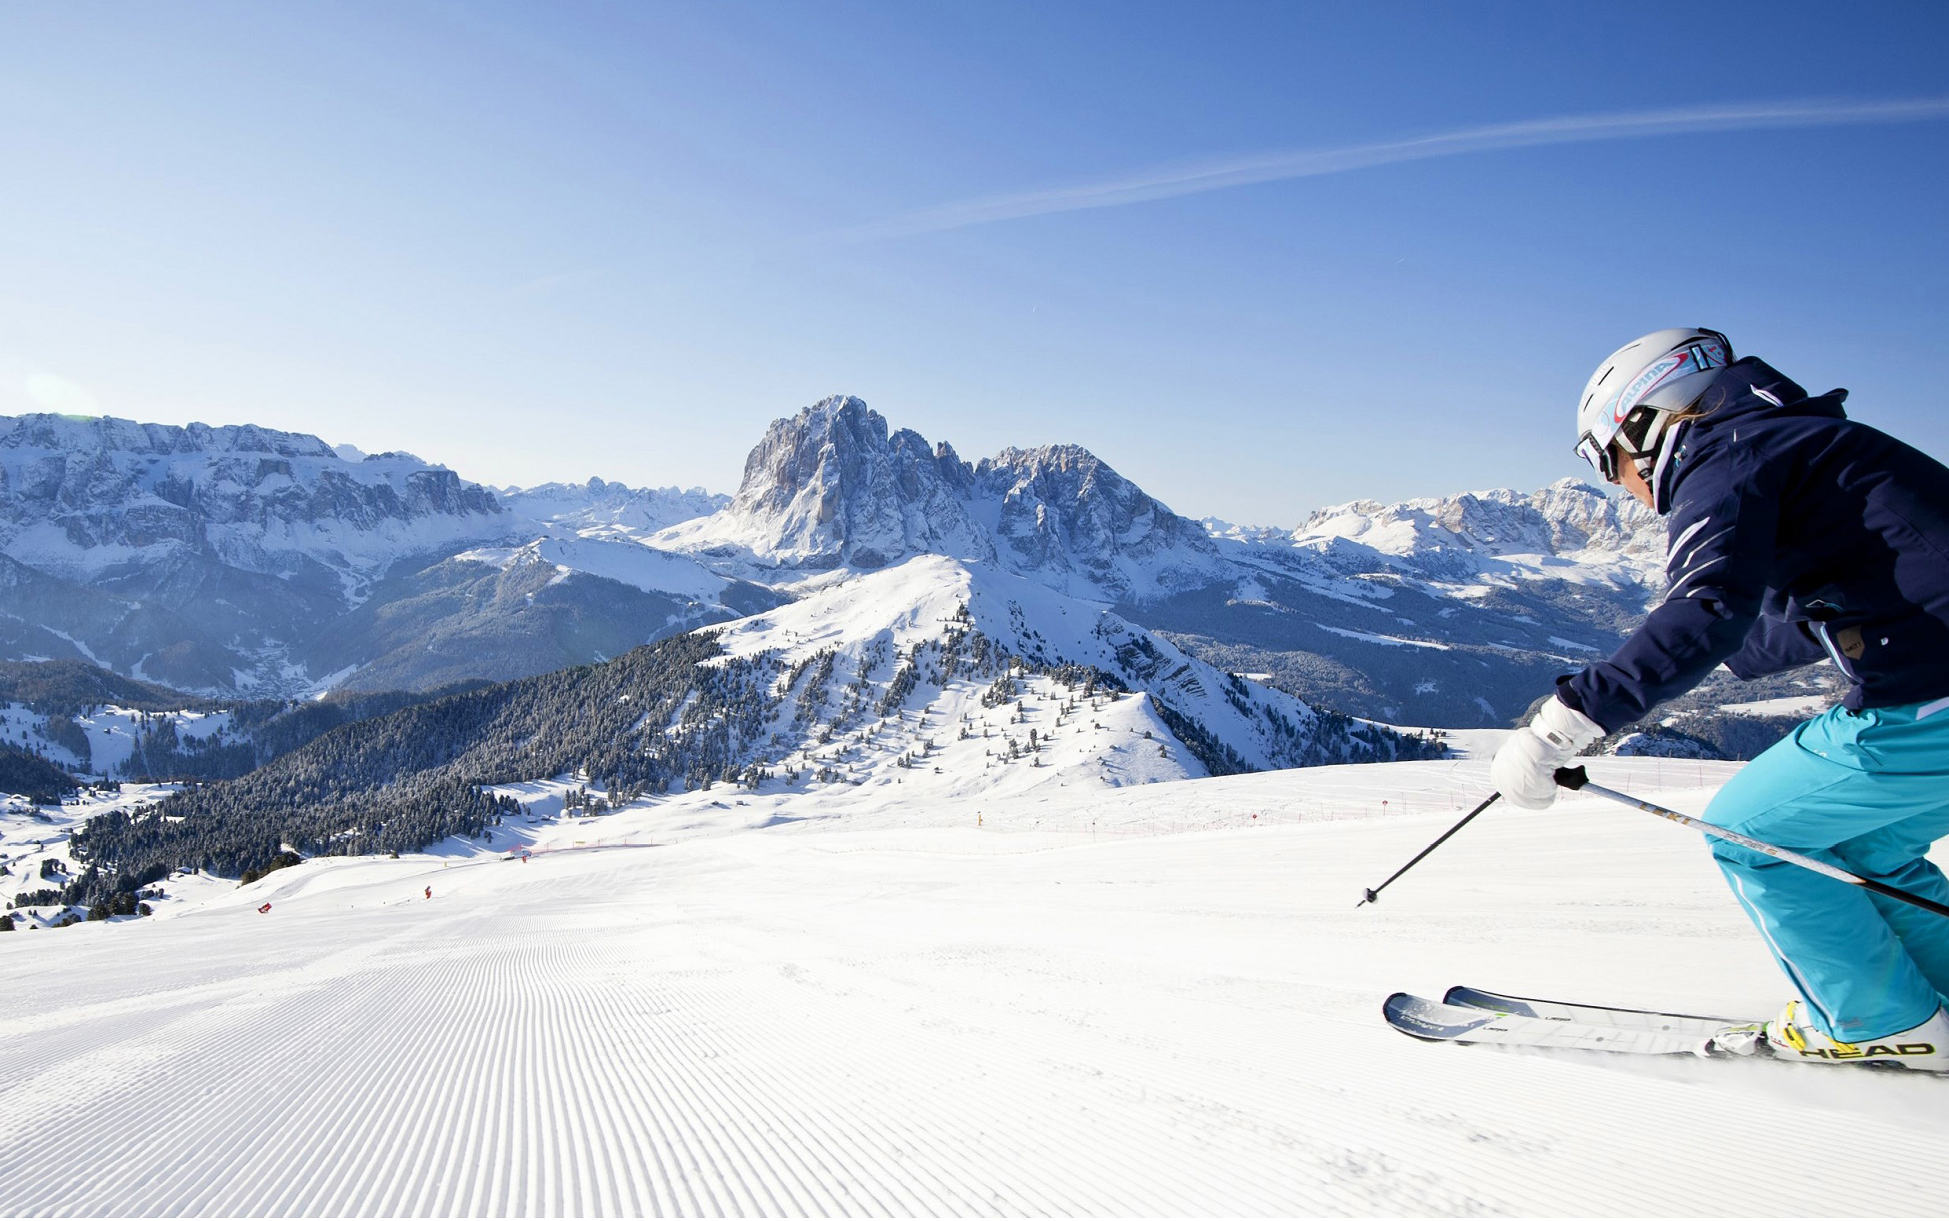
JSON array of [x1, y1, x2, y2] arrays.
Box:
[[0, 414, 764, 695], [0, 396, 1680, 727]]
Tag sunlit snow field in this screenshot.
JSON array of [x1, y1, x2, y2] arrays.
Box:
[[4, 756, 1946, 1217]]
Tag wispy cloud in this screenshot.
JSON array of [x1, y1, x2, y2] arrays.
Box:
[[833, 97, 1949, 243]]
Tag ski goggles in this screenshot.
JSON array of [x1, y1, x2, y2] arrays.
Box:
[[1575, 431, 1622, 482], [1576, 405, 1670, 482]]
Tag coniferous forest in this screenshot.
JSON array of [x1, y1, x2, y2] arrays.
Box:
[[63, 632, 754, 907]]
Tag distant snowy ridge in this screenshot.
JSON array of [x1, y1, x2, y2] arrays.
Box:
[[0, 414, 504, 593], [1210, 478, 1664, 591], [501, 478, 726, 539], [0, 413, 736, 601]]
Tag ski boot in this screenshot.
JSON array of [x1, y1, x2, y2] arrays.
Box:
[[1704, 1000, 1949, 1071]]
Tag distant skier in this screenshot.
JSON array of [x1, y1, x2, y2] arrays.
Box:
[[1491, 328, 1949, 1069], [424, 886, 433, 900], [257, 902, 272, 914]]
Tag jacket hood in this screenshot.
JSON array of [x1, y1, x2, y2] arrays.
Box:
[[1690, 357, 1848, 430], [1653, 357, 1847, 513]]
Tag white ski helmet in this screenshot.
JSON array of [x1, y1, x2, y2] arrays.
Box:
[[1575, 327, 1731, 485]]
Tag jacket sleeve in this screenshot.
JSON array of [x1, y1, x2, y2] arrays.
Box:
[[1558, 447, 1783, 732], [1722, 612, 1826, 679]]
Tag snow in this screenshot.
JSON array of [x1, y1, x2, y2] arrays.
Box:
[[0, 780, 184, 927], [1717, 694, 1836, 718], [453, 536, 730, 601], [0, 703, 233, 777], [500, 479, 726, 539], [39, 624, 108, 667], [5, 756, 1946, 1216], [704, 554, 1405, 779], [1315, 622, 1452, 650]]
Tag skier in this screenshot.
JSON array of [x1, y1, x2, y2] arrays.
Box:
[[1490, 327, 1949, 1069]]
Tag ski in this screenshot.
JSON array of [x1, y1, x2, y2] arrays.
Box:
[[1383, 992, 1722, 1058], [1389, 991, 1949, 1071], [1441, 984, 1754, 1039]]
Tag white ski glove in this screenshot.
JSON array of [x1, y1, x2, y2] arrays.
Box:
[[1490, 697, 1605, 809]]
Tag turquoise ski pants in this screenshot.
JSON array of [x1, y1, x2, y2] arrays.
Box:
[[1704, 698, 1949, 1041]]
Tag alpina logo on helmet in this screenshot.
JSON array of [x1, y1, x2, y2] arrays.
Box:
[[1616, 353, 1684, 423], [1612, 340, 1730, 424]]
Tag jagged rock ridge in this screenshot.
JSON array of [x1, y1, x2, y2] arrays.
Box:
[[657, 395, 1225, 599], [0, 414, 746, 694]]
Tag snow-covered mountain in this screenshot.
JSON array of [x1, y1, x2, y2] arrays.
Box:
[[656, 396, 1226, 600], [41, 550, 1441, 922], [1133, 480, 1676, 727], [1281, 479, 1665, 585], [645, 397, 1679, 728], [0, 416, 504, 598], [0, 415, 754, 694], [708, 554, 1436, 787]]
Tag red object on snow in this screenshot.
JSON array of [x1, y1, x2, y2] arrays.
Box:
[[424, 886, 432, 899], [257, 902, 272, 914]]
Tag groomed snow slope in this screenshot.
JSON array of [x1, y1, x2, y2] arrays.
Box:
[[4, 758, 1946, 1217]]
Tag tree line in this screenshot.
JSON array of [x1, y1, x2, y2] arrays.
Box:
[[62, 632, 768, 906]]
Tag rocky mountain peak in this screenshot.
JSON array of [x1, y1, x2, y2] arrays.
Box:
[[667, 398, 1223, 598], [714, 396, 986, 569], [975, 444, 1220, 595]]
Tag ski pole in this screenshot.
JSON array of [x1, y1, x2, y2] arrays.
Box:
[[1355, 792, 1500, 907], [1554, 766, 1949, 920]]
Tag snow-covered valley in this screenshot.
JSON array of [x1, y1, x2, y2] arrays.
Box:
[[5, 757, 1945, 1217]]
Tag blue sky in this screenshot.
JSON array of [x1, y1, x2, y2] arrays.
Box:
[[2, 1, 1946, 525]]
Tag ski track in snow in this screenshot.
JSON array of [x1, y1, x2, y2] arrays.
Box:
[[4, 760, 1947, 1217]]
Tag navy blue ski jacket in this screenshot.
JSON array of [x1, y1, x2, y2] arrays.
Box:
[[1559, 356, 1949, 732]]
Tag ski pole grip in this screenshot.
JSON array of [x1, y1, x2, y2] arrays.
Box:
[[1553, 765, 1590, 790]]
